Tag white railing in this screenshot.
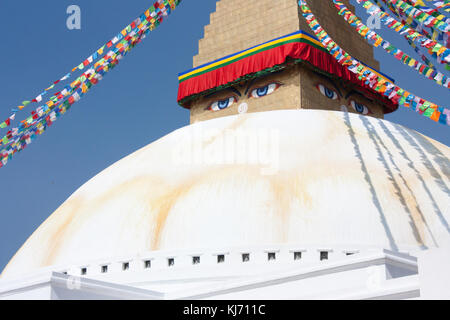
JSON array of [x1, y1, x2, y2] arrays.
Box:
[[57, 245, 368, 277]]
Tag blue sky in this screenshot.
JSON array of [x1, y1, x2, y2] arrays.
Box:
[[0, 0, 448, 272]]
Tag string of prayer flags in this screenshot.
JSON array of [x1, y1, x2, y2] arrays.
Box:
[[390, 1, 449, 47], [355, 0, 450, 63], [0, 28, 142, 164], [1, 0, 178, 132], [298, 0, 449, 127], [399, 17, 450, 71], [387, 0, 449, 32], [403, 0, 450, 24], [378, 0, 450, 70], [404, 0, 450, 15], [406, 35, 441, 69], [332, 0, 450, 88], [432, 1, 450, 13], [0, 13, 154, 145], [373, 0, 450, 53], [0, 0, 182, 169], [365, 0, 450, 72]]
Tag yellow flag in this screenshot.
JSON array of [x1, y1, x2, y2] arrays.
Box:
[[374, 37, 383, 47]]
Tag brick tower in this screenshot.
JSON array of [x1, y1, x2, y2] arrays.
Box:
[[177, 0, 397, 123]]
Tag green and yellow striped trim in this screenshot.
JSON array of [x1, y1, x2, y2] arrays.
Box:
[[178, 30, 393, 84]]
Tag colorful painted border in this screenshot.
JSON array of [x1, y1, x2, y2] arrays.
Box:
[[178, 30, 394, 84]]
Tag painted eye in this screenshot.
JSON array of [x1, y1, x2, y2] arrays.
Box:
[[209, 96, 236, 111], [349, 100, 370, 115], [250, 83, 281, 98], [316, 84, 339, 100]]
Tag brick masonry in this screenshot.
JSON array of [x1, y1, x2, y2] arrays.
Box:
[[187, 0, 386, 123]]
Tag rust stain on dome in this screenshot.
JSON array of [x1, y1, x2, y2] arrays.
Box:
[[149, 182, 195, 251], [2, 110, 449, 279]]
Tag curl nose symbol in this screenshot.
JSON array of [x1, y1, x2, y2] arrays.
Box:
[[238, 103, 248, 114]]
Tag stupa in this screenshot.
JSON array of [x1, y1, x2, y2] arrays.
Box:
[[1, 0, 449, 300]]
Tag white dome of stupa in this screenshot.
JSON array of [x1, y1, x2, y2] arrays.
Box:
[[2, 109, 449, 279]]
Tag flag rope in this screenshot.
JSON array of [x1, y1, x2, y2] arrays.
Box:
[[331, 0, 450, 88], [299, 0, 449, 125], [0, 0, 182, 168], [0, 0, 180, 131]]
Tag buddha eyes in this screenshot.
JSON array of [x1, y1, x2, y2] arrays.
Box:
[[207, 83, 373, 117], [249, 83, 281, 98], [349, 100, 371, 115], [208, 96, 237, 111], [315, 82, 372, 114], [208, 82, 282, 111], [316, 84, 339, 100]]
